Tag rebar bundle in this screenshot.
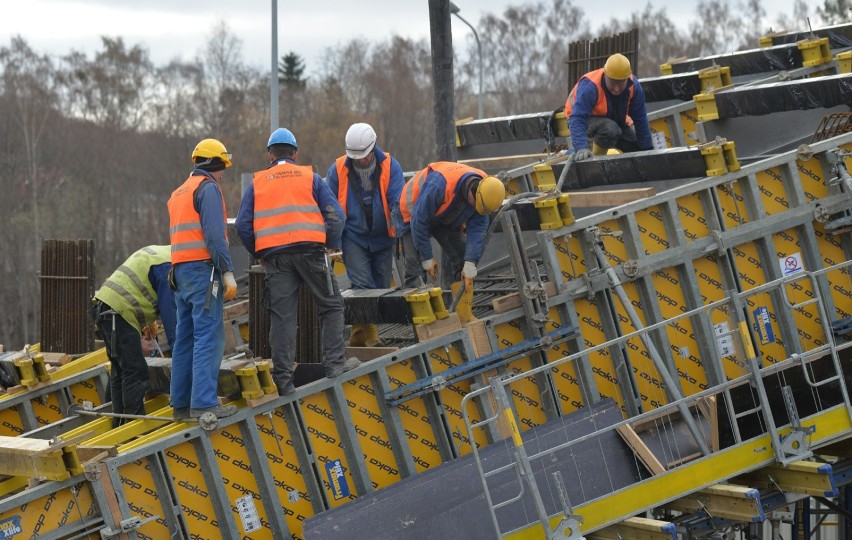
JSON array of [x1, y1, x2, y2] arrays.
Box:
[[39, 239, 95, 354]]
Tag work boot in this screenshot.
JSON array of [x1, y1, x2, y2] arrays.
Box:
[[362, 324, 382, 347], [327, 357, 361, 378], [348, 323, 368, 346], [173, 407, 190, 420], [276, 383, 295, 396], [190, 404, 237, 419]]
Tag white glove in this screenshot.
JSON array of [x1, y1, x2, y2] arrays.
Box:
[[421, 258, 437, 280], [223, 271, 238, 301], [573, 148, 593, 161], [462, 261, 477, 280]]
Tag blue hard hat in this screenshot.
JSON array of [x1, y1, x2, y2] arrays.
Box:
[[267, 128, 297, 149]]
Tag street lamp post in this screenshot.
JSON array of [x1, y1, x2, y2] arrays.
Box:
[[449, 1, 483, 119]]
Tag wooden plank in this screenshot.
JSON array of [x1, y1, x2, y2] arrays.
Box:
[[415, 312, 462, 342], [616, 424, 666, 475], [223, 299, 249, 321], [492, 281, 558, 313], [77, 446, 117, 463], [460, 153, 550, 171], [567, 188, 656, 207]]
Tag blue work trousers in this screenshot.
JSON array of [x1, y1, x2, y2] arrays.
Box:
[[342, 234, 394, 289], [264, 251, 346, 388], [170, 261, 225, 410]]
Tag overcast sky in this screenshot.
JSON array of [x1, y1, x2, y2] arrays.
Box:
[[6, 0, 796, 73]]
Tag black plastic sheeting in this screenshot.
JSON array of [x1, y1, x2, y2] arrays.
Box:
[[668, 42, 804, 76], [563, 147, 708, 190], [769, 22, 852, 48], [715, 73, 852, 118], [457, 112, 557, 147], [642, 71, 706, 102]]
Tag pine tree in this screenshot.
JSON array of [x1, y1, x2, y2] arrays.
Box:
[[278, 51, 306, 88]]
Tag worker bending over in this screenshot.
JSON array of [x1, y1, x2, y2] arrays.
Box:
[[326, 123, 404, 347], [236, 128, 360, 397], [565, 53, 653, 160], [167, 139, 238, 420], [92, 245, 176, 427], [397, 162, 505, 322]]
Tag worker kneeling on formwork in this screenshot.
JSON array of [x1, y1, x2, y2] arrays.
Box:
[[565, 53, 654, 160], [395, 162, 505, 324]]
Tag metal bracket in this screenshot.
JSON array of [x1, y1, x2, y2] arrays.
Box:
[[100, 515, 160, 538]]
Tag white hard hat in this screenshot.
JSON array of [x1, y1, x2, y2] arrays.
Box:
[[345, 123, 377, 159]]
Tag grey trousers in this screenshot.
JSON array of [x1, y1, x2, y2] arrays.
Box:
[[264, 250, 346, 388], [401, 226, 467, 289]]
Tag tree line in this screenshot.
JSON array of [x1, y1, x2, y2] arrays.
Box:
[[0, 0, 844, 348]]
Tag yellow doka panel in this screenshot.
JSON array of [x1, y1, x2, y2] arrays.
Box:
[[0, 407, 24, 437], [813, 223, 850, 321], [648, 118, 673, 149], [122, 460, 172, 539], [208, 425, 275, 538], [636, 205, 671, 255], [574, 298, 622, 408], [299, 391, 358, 508], [506, 175, 526, 197], [0, 481, 97, 537], [339, 375, 402, 490], [677, 192, 710, 243], [30, 391, 65, 428], [544, 308, 585, 414], [425, 345, 490, 454], [68, 378, 105, 409], [166, 442, 219, 530], [715, 181, 750, 229], [255, 409, 315, 534], [679, 107, 700, 146], [385, 360, 442, 473], [754, 167, 790, 215], [493, 319, 549, 431], [730, 242, 764, 292], [743, 290, 787, 365], [553, 235, 586, 281], [796, 157, 830, 201]]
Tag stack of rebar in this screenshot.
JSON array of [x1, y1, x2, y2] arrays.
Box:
[[39, 239, 95, 354], [248, 265, 321, 364], [566, 28, 639, 92]]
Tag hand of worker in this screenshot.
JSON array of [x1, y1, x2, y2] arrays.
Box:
[[223, 271, 238, 302], [142, 321, 159, 340], [462, 261, 477, 287], [328, 250, 344, 264], [573, 148, 593, 161], [422, 259, 438, 280]]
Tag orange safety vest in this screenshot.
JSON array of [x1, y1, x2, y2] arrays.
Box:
[[564, 68, 635, 126], [168, 174, 228, 264], [252, 161, 326, 251], [335, 153, 395, 237], [399, 162, 486, 223]]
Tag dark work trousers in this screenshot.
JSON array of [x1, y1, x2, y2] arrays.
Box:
[[264, 251, 347, 389], [97, 302, 148, 427], [586, 116, 640, 152], [401, 226, 467, 289]]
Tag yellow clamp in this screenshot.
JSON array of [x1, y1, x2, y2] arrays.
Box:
[[660, 63, 673, 76], [798, 38, 832, 68], [553, 111, 569, 137], [405, 287, 448, 324], [235, 363, 265, 400], [534, 193, 575, 230], [700, 140, 740, 176], [14, 353, 50, 388], [530, 164, 556, 191], [837, 51, 852, 74], [698, 66, 732, 93], [693, 92, 719, 122]]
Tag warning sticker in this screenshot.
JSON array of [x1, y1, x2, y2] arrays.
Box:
[[236, 494, 261, 534], [779, 252, 804, 277], [0, 516, 22, 538], [325, 459, 351, 500], [714, 322, 734, 357]]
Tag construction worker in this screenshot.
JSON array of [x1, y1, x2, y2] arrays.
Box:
[[92, 245, 176, 427], [565, 53, 653, 160], [398, 162, 505, 323], [235, 128, 360, 396], [325, 123, 404, 347], [167, 138, 238, 420]]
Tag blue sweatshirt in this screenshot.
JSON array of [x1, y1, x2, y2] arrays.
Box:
[[410, 170, 488, 263], [148, 263, 177, 349], [192, 170, 234, 273], [568, 75, 653, 151]]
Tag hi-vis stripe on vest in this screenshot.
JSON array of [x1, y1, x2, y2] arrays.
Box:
[[335, 154, 395, 237], [167, 174, 228, 264], [94, 245, 170, 332], [252, 162, 326, 251], [399, 162, 486, 223], [565, 68, 636, 126]]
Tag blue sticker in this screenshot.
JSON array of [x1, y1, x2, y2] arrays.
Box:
[[325, 459, 350, 500], [753, 307, 775, 345], [0, 516, 22, 538]]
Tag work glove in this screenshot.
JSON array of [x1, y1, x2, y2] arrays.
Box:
[[573, 148, 593, 161], [422, 259, 438, 281], [223, 271, 238, 302], [328, 250, 344, 264], [462, 261, 477, 288], [142, 321, 159, 340]]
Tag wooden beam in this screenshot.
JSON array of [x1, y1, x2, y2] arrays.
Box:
[[664, 483, 764, 522], [460, 153, 551, 171], [491, 281, 558, 314], [567, 188, 656, 207], [415, 312, 462, 342], [587, 516, 676, 540], [616, 424, 665, 475]]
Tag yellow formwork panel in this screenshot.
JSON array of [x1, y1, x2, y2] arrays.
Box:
[[573, 298, 622, 408], [636, 204, 671, 255], [756, 166, 792, 216], [506, 175, 527, 197], [0, 482, 98, 537], [679, 107, 701, 146], [120, 460, 171, 538], [543, 308, 585, 415], [385, 360, 443, 473], [552, 235, 586, 281], [492, 319, 550, 430], [338, 375, 402, 490], [649, 117, 674, 148], [796, 155, 831, 201]]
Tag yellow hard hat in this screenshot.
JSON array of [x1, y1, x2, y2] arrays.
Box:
[[606, 148, 623, 155], [192, 138, 232, 168], [474, 176, 506, 215], [604, 53, 631, 80]]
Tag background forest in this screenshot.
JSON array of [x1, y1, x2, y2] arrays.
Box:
[[0, 0, 848, 348]]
